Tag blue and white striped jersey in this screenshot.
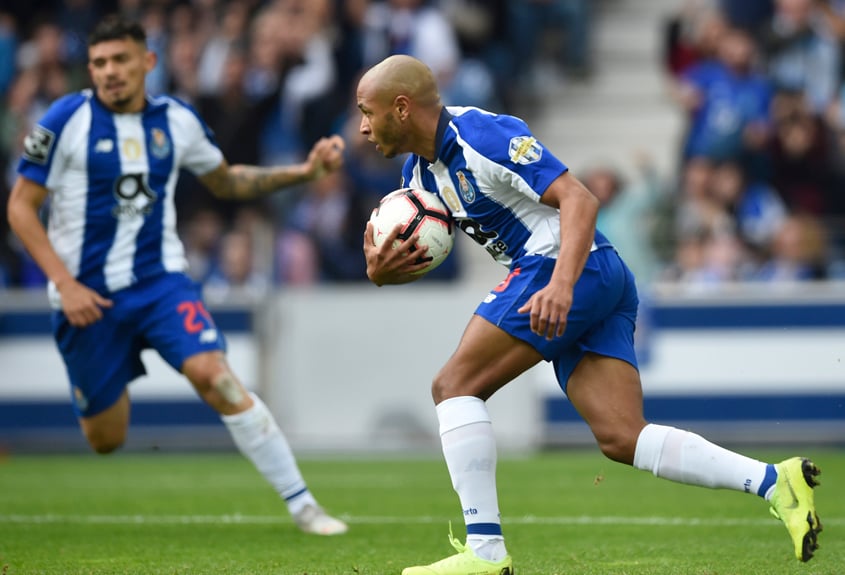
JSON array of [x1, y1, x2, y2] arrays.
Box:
[[17, 90, 223, 302], [402, 107, 611, 268]]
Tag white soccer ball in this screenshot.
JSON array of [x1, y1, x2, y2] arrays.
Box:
[[370, 188, 454, 275]]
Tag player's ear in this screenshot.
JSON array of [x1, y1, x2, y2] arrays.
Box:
[[394, 95, 410, 121], [144, 48, 157, 73]]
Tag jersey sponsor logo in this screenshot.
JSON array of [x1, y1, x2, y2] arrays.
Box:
[[112, 173, 158, 218], [22, 125, 56, 164], [482, 293, 497, 304], [508, 136, 542, 165], [149, 128, 171, 159], [456, 170, 476, 203], [441, 185, 463, 213], [94, 138, 114, 153]]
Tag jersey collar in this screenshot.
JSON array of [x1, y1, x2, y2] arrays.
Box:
[[433, 107, 453, 162]]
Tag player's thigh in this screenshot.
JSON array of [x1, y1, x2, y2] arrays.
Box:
[[53, 309, 144, 419], [434, 314, 543, 402], [566, 353, 646, 463], [139, 274, 227, 374], [78, 388, 131, 453]]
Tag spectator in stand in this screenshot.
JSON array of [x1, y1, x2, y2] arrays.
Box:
[[361, 0, 496, 109], [197, 0, 251, 97], [709, 159, 788, 257], [257, 0, 337, 179], [757, 0, 840, 115], [181, 207, 225, 284], [753, 213, 829, 280], [768, 89, 836, 215], [205, 227, 272, 298], [507, 0, 593, 80], [672, 27, 773, 170], [584, 156, 665, 284], [276, 169, 368, 283], [664, 0, 728, 78]]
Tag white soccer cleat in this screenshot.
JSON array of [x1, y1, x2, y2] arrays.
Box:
[[293, 504, 349, 536]]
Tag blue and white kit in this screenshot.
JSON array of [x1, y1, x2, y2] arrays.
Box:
[[402, 106, 640, 388], [17, 90, 226, 416]]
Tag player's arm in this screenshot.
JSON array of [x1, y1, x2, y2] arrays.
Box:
[[198, 135, 345, 200], [7, 176, 113, 326], [517, 171, 599, 339]]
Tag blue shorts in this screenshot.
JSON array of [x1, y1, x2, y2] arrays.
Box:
[[474, 248, 639, 393], [52, 272, 226, 417]]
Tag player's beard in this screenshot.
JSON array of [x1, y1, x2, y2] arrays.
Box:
[[378, 114, 406, 159]]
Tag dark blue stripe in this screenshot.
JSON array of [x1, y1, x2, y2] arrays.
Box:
[[0, 309, 252, 337], [466, 522, 503, 536], [650, 304, 845, 329], [81, 97, 121, 293], [545, 395, 845, 423], [757, 464, 777, 497], [134, 105, 173, 280], [0, 399, 222, 430], [283, 487, 309, 502]]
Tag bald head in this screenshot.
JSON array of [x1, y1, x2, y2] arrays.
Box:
[[357, 55, 444, 161], [359, 55, 441, 108]]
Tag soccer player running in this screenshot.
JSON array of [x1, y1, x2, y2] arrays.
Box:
[[357, 55, 822, 574], [7, 15, 347, 536]]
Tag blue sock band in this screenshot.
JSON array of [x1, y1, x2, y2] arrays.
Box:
[[757, 463, 777, 497], [466, 522, 503, 536]]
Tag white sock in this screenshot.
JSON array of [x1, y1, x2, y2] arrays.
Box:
[[437, 396, 508, 563], [633, 423, 774, 496], [221, 392, 317, 516]]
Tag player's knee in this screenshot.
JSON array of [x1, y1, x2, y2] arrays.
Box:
[[431, 370, 462, 403], [86, 430, 126, 454], [209, 370, 247, 406], [594, 430, 638, 465]]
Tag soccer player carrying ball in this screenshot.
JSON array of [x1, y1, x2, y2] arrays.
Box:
[[357, 54, 822, 574]]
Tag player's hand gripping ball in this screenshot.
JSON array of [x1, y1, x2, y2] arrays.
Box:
[[370, 188, 454, 275]]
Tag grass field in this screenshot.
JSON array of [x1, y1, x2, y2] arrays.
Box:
[[0, 447, 842, 574]]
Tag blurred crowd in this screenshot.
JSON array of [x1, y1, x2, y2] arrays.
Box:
[[4, 0, 843, 295], [657, 0, 845, 285], [0, 0, 594, 291]]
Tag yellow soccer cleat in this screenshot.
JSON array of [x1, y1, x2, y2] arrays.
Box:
[[402, 525, 513, 575], [769, 457, 822, 562]]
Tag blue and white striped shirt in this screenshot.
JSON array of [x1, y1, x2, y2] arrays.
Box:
[[17, 90, 223, 305], [402, 106, 611, 269]]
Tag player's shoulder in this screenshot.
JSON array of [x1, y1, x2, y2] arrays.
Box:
[[447, 106, 529, 134], [147, 93, 214, 135], [38, 90, 93, 129], [445, 106, 534, 163], [146, 93, 200, 118]]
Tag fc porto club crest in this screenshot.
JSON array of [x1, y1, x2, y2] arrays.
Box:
[[456, 170, 476, 203], [508, 136, 543, 165], [149, 128, 171, 159]]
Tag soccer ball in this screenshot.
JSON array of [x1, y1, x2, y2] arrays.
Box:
[[370, 188, 454, 275]]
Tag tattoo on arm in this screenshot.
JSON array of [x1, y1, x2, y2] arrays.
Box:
[[202, 164, 311, 200]]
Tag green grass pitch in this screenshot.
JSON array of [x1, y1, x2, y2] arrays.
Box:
[[0, 448, 842, 574]]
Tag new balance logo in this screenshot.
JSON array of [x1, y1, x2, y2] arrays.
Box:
[[95, 139, 114, 153], [199, 329, 218, 343]]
